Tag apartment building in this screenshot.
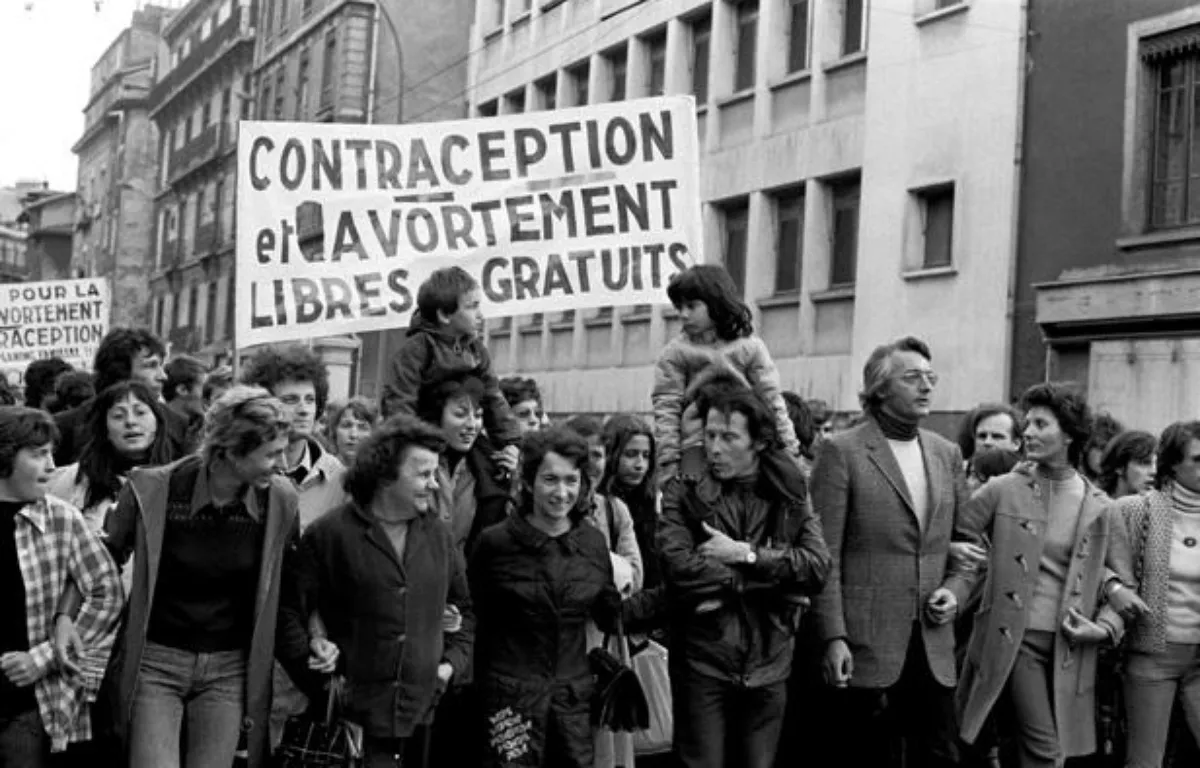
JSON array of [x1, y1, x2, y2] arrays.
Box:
[[72, 4, 174, 330], [251, 0, 474, 397], [146, 0, 254, 364], [468, 0, 1027, 429], [1014, 2, 1200, 432]]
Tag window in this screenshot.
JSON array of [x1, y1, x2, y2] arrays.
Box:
[[491, 0, 505, 28], [220, 87, 231, 128], [187, 284, 199, 331], [842, 0, 866, 56], [217, 0, 232, 24], [260, 77, 272, 120], [195, 186, 206, 236], [321, 30, 337, 108], [279, 0, 288, 29], [185, 114, 193, 142], [263, 0, 274, 36], [935, 0, 961, 8], [206, 281, 218, 343], [213, 179, 224, 242], [226, 274, 236, 340], [734, 1, 758, 92], [478, 99, 499, 117], [536, 75, 557, 110], [274, 70, 285, 119], [155, 297, 165, 335], [302, 0, 313, 17], [570, 62, 590, 106], [504, 88, 526, 114], [171, 291, 181, 332], [297, 50, 311, 119], [691, 15, 711, 104], [200, 16, 213, 40], [182, 37, 192, 58], [519, 0, 533, 14], [774, 187, 804, 293], [721, 200, 750, 295], [830, 179, 860, 286], [918, 185, 955, 268], [201, 101, 211, 129], [787, 0, 810, 73], [646, 33, 667, 96], [1150, 55, 1200, 229], [607, 46, 627, 101]]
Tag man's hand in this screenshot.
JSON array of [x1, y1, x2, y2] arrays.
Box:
[[436, 663, 454, 686], [53, 615, 84, 679], [949, 542, 987, 571], [1062, 608, 1109, 646], [442, 605, 463, 634], [1, 652, 43, 688], [925, 588, 958, 625], [698, 522, 752, 566], [308, 638, 340, 674], [822, 639, 854, 688], [1107, 583, 1149, 624], [492, 445, 519, 475]]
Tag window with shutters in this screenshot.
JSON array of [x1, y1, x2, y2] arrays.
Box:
[[917, 185, 955, 268], [570, 61, 590, 106]]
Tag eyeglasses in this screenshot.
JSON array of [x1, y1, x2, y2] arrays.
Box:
[[897, 370, 939, 387]]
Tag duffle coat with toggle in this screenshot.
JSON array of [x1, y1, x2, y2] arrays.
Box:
[[943, 466, 1134, 759]]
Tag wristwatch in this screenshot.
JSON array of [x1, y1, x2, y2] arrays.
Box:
[[744, 547, 758, 565]]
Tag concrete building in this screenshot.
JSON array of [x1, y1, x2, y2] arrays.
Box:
[[0, 226, 28, 284], [72, 5, 174, 331], [0, 181, 52, 227], [467, 0, 1027, 428], [146, 0, 252, 364], [1013, 1, 1200, 433], [251, 0, 474, 397], [18, 192, 77, 283]]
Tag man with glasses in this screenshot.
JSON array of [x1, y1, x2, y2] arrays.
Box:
[[810, 336, 968, 768]]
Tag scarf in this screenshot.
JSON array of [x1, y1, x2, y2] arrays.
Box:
[[872, 408, 919, 442]]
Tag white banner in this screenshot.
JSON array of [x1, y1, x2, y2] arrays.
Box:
[[0, 278, 110, 387], [236, 96, 703, 347]]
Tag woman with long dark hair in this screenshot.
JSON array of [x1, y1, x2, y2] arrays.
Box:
[[48, 381, 173, 532], [470, 427, 620, 768], [599, 414, 660, 589]]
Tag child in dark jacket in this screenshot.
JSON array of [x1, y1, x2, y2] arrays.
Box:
[[380, 267, 521, 458]]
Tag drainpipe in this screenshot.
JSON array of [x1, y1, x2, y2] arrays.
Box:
[[1003, 0, 1031, 397], [366, 3, 380, 123]]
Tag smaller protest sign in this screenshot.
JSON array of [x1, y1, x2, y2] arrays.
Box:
[[0, 278, 110, 387]]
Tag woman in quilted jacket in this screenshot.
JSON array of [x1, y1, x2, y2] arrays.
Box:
[[469, 426, 621, 768], [652, 265, 800, 487]]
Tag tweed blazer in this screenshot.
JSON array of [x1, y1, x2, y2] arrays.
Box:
[[810, 417, 968, 689], [1118, 489, 1180, 654]]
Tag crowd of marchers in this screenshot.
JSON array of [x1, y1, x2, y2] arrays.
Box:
[[1, 262, 1200, 768]]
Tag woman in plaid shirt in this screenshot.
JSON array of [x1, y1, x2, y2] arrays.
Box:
[[0, 406, 124, 768]]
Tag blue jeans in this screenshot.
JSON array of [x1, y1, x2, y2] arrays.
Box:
[[128, 641, 246, 768], [672, 670, 786, 768], [0, 708, 49, 768], [1123, 643, 1200, 768]]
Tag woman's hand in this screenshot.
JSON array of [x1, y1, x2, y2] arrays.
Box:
[[949, 542, 987, 571], [52, 615, 84, 679], [1106, 583, 1149, 624], [492, 445, 519, 474], [1061, 608, 1109, 646], [308, 638, 340, 674]]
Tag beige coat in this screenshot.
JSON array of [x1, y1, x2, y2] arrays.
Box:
[[945, 466, 1133, 758]]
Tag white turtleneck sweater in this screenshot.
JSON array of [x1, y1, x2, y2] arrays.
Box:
[[1167, 483, 1200, 643]]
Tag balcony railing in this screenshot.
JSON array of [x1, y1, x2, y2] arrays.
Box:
[[149, 5, 251, 109]]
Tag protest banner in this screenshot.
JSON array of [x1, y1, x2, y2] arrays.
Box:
[[0, 278, 110, 387], [236, 96, 703, 347]]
